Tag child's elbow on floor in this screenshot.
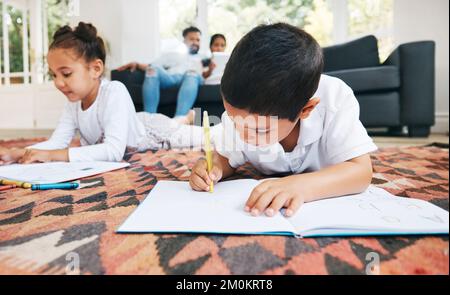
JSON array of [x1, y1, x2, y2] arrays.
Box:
[[361, 159, 374, 191], [350, 153, 374, 192], [363, 169, 373, 190]]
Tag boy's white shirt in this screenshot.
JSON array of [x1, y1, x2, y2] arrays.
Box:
[[28, 79, 146, 162], [214, 74, 378, 175]]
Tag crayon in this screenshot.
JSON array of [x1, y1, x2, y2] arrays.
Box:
[[0, 179, 32, 189], [31, 182, 79, 191], [0, 184, 17, 191]]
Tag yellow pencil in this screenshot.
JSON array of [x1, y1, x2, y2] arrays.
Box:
[[0, 179, 32, 189], [203, 111, 214, 193]]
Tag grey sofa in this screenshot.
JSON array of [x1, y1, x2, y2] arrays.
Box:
[[111, 35, 435, 137]]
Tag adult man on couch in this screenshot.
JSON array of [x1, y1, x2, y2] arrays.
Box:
[[117, 26, 214, 116]]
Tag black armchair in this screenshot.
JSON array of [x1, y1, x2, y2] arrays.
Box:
[[323, 35, 435, 137]]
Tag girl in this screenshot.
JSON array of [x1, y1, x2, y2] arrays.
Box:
[[204, 34, 228, 85], [209, 34, 226, 53], [0, 22, 207, 165]]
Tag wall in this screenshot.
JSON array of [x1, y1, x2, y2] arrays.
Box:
[[393, 0, 449, 133], [0, 84, 66, 129], [70, 0, 160, 72]]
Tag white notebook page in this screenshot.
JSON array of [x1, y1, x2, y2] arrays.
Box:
[[0, 161, 130, 184], [117, 180, 295, 235], [287, 186, 449, 236]]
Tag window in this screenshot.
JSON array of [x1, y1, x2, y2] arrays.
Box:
[[159, 0, 197, 53], [0, 1, 4, 84], [207, 0, 334, 52], [43, 0, 71, 82], [1, 0, 30, 85], [158, 0, 394, 60], [0, 0, 70, 86], [1, 0, 395, 85], [348, 0, 394, 61], [46, 0, 71, 43]]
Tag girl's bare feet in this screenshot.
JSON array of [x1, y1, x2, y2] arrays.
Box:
[[175, 109, 196, 125]]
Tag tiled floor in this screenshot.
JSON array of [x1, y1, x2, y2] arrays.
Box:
[[0, 129, 448, 148]]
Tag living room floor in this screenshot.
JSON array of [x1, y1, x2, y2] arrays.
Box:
[[0, 129, 448, 148]]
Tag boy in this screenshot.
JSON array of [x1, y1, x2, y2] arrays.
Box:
[[189, 23, 377, 218]]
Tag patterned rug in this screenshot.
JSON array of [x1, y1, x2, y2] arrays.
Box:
[[0, 138, 448, 275]]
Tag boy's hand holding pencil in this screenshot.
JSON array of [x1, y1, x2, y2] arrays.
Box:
[[189, 111, 223, 192], [189, 157, 223, 192]]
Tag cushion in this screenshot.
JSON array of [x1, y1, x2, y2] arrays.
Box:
[[322, 35, 380, 72], [325, 66, 400, 93]]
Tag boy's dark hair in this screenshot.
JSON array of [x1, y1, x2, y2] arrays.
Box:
[[50, 22, 106, 64], [220, 23, 324, 121], [182, 26, 201, 38], [210, 33, 226, 47]]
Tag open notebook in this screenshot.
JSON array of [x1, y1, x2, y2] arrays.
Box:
[[117, 179, 449, 238], [0, 161, 129, 184]]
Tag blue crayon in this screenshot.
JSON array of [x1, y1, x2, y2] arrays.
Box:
[[31, 182, 79, 191]]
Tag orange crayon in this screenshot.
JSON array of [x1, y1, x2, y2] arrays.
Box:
[[0, 184, 17, 191]]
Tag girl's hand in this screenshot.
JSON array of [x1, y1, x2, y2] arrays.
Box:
[[189, 158, 223, 192], [0, 147, 9, 165], [18, 149, 69, 164], [244, 175, 311, 218], [0, 147, 26, 165], [18, 149, 53, 164]]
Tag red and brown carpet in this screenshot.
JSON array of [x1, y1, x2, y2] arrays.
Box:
[[0, 138, 448, 274]]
